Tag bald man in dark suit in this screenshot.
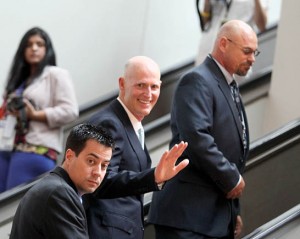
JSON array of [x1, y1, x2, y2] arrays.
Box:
[[149, 20, 258, 239], [84, 56, 188, 239]]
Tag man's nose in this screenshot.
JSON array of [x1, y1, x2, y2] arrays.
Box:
[[143, 86, 152, 96], [92, 167, 101, 177]]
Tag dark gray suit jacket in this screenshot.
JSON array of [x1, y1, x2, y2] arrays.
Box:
[[148, 56, 249, 238], [10, 167, 88, 239], [84, 100, 159, 239]]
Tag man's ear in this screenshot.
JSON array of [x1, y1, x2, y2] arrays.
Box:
[[220, 37, 228, 53], [65, 149, 74, 163], [119, 77, 125, 90]]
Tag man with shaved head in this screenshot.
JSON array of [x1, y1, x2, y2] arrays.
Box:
[[83, 56, 189, 239], [149, 20, 258, 238]]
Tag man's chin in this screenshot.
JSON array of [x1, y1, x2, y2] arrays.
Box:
[[236, 67, 253, 79], [85, 185, 99, 193], [137, 109, 152, 119]]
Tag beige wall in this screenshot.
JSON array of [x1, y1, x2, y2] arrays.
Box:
[[0, 0, 199, 106], [263, 0, 300, 134]]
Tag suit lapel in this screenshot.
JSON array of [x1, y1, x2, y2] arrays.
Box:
[[111, 100, 151, 170], [205, 57, 245, 147]]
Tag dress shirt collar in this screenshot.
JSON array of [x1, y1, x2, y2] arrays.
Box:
[[117, 97, 143, 134], [209, 55, 234, 85]]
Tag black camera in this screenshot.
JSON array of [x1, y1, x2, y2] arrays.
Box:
[[6, 96, 26, 112], [6, 96, 31, 134]]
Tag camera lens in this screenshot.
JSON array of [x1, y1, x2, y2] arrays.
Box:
[[7, 97, 25, 111]]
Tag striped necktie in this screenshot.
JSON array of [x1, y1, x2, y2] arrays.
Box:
[[230, 80, 247, 152]]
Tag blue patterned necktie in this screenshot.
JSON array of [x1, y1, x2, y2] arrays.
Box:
[[230, 80, 247, 152], [230, 80, 243, 117]]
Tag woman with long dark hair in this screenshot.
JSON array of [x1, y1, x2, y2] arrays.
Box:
[[0, 27, 78, 192]]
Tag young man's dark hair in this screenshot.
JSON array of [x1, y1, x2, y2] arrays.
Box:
[[63, 123, 115, 160]]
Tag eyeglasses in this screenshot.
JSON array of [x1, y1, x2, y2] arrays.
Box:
[[227, 38, 260, 57]]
